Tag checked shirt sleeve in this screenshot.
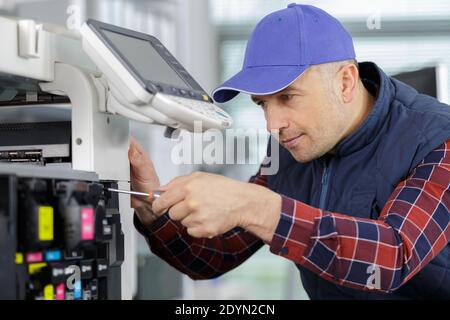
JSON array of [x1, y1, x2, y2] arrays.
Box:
[[270, 139, 450, 293], [133, 167, 268, 280]]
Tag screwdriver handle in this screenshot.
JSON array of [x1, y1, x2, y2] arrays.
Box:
[[106, 188, 163, 203], [150, 190, 162, 202]]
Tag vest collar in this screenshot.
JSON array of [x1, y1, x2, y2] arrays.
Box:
[[333, 62, 396, 157]]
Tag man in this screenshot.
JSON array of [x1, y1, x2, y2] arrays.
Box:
[[130, 3, 450, 299]]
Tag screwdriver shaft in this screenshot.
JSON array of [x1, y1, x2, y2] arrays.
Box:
[[107, 188, 149, 197], [107, 188, 162, 201]]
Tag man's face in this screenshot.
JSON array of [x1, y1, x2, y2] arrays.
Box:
[[252, 66, 350, 163]]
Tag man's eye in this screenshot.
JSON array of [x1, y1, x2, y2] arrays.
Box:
[[257, 101, 266, 108], [280, 94, 293, 101]]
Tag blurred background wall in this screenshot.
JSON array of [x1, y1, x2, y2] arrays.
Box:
[[1, 0, 449, 299]]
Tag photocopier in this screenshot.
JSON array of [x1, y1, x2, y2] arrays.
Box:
[[0, 16, 232, 300]]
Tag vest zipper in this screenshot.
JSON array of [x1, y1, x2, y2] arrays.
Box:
[[319, 158, 333, 210]]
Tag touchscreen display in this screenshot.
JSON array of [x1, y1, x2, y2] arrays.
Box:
[[101, 29, 191, 90]]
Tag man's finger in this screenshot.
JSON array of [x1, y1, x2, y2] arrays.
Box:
[[130, 168, 157, 192], [180, 215, 197, 228], [152, 186, 186, 215], [130, 136, 147, 154], [186, 226, 214, 239], [128, 137, 160, 193], [159, 174, 192, 192], [129, 147, 153, 172], [168, 201, 191, 222], [186, 226, 204, 238]]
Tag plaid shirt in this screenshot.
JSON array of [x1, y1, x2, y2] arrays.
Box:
[[134, 139, 450, 293]]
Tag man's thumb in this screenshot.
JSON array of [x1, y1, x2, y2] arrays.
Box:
[[128, 143, 143, 165], [129, 144, 159, 187]]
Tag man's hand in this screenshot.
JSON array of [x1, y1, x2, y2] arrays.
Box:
[[152, 172, 282, 242], [129, 137, 162, 227]]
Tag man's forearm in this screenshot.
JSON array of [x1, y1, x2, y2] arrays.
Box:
[[133, 211, 264, 279], [239, 184, 282, 243]]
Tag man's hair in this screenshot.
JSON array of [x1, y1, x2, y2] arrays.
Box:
[[314, 59, 358, 79], [313, 59, 359, 98]]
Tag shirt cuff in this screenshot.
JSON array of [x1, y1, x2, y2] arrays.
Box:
[[133, 211, 173, 238], [269, 195, 322, 261]]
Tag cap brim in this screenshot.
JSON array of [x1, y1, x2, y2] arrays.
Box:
[[212, 65, 308, 103]]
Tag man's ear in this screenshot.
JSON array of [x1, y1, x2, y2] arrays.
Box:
[[338, 63, 359, 104]]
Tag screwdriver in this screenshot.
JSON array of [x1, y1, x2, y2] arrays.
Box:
[[107, 188, 163, 203]]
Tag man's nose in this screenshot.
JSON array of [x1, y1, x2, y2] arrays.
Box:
[[265, 104, 288, 132]]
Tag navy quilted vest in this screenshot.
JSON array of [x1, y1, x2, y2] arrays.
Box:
[[267, 62, 450, 299]]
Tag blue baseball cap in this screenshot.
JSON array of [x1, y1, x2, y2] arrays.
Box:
[[212, 3, 356, 103]]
